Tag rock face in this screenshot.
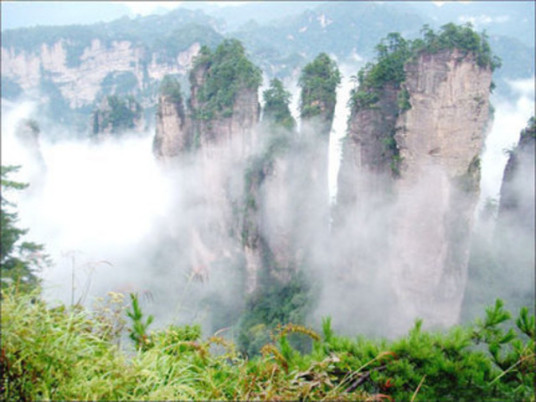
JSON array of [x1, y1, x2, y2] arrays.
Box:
[[336, 85, 399, 221], [497, 119, 535, 231], [152, 41, 262, 292], [336, 49, 492, 333], [1, 40, 201, 110], [493, 118, 535, 307], [153, 83, 190, 160], [241, 55, 340, 290], [389, 50, 492, 330]]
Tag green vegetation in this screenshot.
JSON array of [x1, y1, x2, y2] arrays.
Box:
[[126, 293, 155, 351], [159, 75, 183, 105], [520, 116, 536, 140], [154, 23, 223, 63], [262, 78, 296, 131], [414, 24, 502, 70], [0, 166, 47, 292], [351, 23, 501, 111], [298, 53, 341, 122], [190, 39, 262, 120], [396, 87, 411, 112], [238, 270, 313, 357], [2, 285, 534, 400], [93, 95, 142, 135]]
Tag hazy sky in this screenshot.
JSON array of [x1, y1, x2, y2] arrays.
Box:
[[0, 1, 247, 30]]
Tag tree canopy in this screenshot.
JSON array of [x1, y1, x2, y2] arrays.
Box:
[[298, 53, 341, 122], [351, 23, 501, 110], [262, 78, 296, 131], [159, 75, 183, 105], [190, 39, 262, 120]]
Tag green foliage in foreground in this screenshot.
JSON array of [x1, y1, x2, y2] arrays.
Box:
[[1, 287, 534, 401]]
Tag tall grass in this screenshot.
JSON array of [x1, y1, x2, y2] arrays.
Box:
[[1, 286, 534, 401]]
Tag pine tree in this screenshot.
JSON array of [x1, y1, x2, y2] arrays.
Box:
[[1, 165, 46, 292]]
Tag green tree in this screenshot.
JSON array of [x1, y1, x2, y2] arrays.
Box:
[[1, 166, 46, 291], [262, 78, 295, 131], [190, 39, 262, 120], [298, 53, 341, 122], [351, 23, 501, 111], [159, 75, 183, 105]]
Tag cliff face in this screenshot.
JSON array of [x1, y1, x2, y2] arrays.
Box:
[[390, 50, 492, 330], [153, 91, 189, 160], [191, 81, 261, 292], [1, 39, 200, 109], [497, 122, 535, 230], [463, 118, 535, 321], [152, 44, 262, 292], [336, 85, 399, 220], [336, 49, 492, 332], [493, 119, 535, 306]]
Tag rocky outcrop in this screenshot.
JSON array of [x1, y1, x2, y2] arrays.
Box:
[[493, 117, 535, 306], [1, 40, 202, 110], [335, 84, 399, 223], [335, 48, 492, 333], [463, 117, 535, 321], [389, 50, 492, 330], [153, 40, 262, 292], [497, 118, 535, 230], [153, 78, 190, 160], [240, 56, 340, 291], [294, 54, 340, 271]]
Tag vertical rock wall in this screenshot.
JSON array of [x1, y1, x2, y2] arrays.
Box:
[[335, 49, 492, 333], [153, 91, 189, 161], [390, 50, 492, 330]]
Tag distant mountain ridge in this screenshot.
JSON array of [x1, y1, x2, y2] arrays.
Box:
[[1, 2, 533, 132]]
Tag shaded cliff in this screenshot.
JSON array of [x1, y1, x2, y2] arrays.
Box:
[[241, 55, 340, 289], [295, 54, 340, 269], [462, 117, 535, 321], [334, 25, 496, 333], [493, 118, 535, 306], [153, 76, 190, 160], [497, 117, 535, 230]]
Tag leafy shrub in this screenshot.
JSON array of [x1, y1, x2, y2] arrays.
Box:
[[1, 286, 534, 401]]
